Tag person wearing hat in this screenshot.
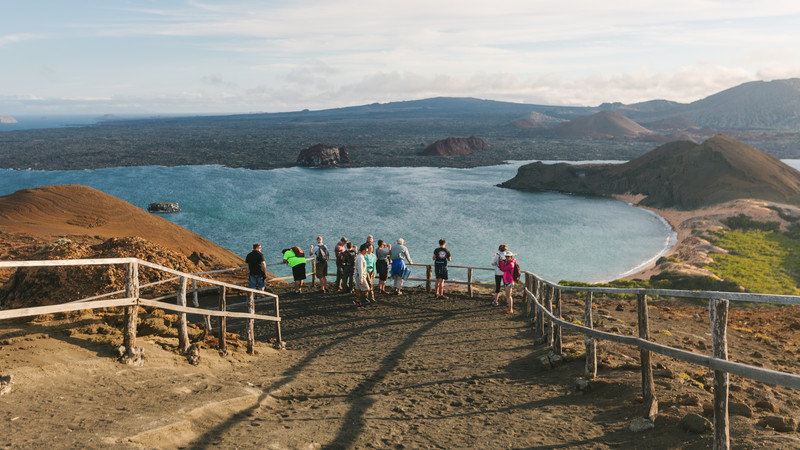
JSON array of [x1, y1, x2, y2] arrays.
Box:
[[310, 236, 330, 293], [498, 250, 518, 313], [390, 238, 413, 295], [334, 237, 348, 291], [491, 244, 508, 306]]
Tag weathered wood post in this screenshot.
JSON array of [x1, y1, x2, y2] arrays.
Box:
[[218, 286, 227, 353], [123, 261, 140, 353], [275, 295, 284, 348], [584, 291, 597, 379], [524, 273, 532, 317], [425, 265, 432, 292], [177, 276, 190, 353], [467, 268, 473, 298], [191, 279, 212, 331], [553, 288, 563, 355], [535, 283, 546, 339], [711, 298, 730, 450], [310, 259, 317, 288], [545, 285, 554, 348], [247, 291, 255, 355], [637, 293, 658, 419]]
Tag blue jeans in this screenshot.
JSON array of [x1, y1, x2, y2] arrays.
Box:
[[249, 274, 265, 290]]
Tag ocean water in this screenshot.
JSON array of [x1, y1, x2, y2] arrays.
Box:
[[0, 162, 674, 283]]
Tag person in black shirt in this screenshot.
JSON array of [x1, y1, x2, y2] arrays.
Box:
[[245, 243, 267, 290], [433, 238, 451, 299]]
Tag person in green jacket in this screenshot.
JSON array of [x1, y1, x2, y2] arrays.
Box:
[[282, 247, 307, 293]]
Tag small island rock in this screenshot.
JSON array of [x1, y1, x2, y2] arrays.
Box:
[[297, 144, 351, 167], [420, 136, 488, 156]]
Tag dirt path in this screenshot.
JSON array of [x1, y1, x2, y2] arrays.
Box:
[[3, 285, 800, 449]]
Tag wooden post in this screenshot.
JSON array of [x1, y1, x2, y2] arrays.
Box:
[[191, 278, 211, 331], [218, 286, 227, 352], [123, 261, 139, 352], [535, 284, 546, 339], [637, 293, 658, 419], [310, 259, 317, 288], [467, 268, 473, 298], [275, 294, 283, 347], [545, 285, 554, 348], [247, 291, 255, 355], [177, 276, 190, 353], [524, 273, 532, 317], [425, 265, 432, 292], [584, 292, 597, 379], [553, 288, 562, 355], [711, 298, 730, 450]]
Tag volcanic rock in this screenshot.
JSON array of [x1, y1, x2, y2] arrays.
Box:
[[420, 136, 488, 156], [297, 143, 351, 166], [500, 135, 800, 209]]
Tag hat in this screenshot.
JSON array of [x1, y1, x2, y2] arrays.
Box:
[[317, 236, 323, 241], [504, 250, 514, 257], [397, 238, 405, 245]]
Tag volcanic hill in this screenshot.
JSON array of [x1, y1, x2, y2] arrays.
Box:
[[0, 185, 246, 307], [499, 135, 800, 209], [546, 110, 654, 139]]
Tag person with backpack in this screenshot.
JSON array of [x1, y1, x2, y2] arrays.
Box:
[[310, 236, 330, 293], [334, 237, 348, 291], [498, 250, 518, 314], [282, 246, 307, 294], [433, 238, 451, 299], [341, 241, 357, 293], [491, 244, 508, 306]]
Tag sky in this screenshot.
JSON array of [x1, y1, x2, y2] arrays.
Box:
[[2, 0, 800, 115]]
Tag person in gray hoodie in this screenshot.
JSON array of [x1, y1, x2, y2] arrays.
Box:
[[390, 238, 413, 295]]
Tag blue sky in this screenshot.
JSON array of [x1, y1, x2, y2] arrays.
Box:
[[2, 1, 800, 115]]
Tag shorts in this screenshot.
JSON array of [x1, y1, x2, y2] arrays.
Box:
[[434, 262, 448, 280], [495, 275, 503, 293], [292, 263, 307, 281], [503, 279, 515, 287], [249, 274, 265, 290], [315, 260, 328, 278], [376, 260, 389, 281]]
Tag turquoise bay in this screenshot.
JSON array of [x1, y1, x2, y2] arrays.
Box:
[[0, 162, 674, 283]]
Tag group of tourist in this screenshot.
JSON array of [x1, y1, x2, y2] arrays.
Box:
[[244, 238, 520, 311]]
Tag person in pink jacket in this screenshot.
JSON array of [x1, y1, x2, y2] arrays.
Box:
[[498, 250, 517, 314]]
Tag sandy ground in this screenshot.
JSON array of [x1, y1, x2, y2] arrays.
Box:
[[3, 186, 800, 448], [3, 282, 800, 449]]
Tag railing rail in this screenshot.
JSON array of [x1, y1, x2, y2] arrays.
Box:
[[0, 258, 282, 358], [520, 270, 800, 450]]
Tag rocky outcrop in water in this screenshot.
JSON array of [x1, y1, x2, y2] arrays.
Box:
[[297, 144, 351, 166], [420, 136, 488, 156], [148, 202, 180, 213]]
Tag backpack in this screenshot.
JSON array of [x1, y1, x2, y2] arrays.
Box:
[[315, 244, 329, 262], [342, 250, 355, 266], [512, 261, 521, 283]]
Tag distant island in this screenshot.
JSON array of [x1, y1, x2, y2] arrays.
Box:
[[0, 115, 17, 124]]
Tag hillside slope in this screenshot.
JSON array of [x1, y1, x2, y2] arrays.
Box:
[[0, 184, 243, 268], [500, 135, 800, 209]]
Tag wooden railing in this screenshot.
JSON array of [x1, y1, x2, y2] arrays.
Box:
[[0, 258, 283, 360], [521, 270, 800, 450]]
